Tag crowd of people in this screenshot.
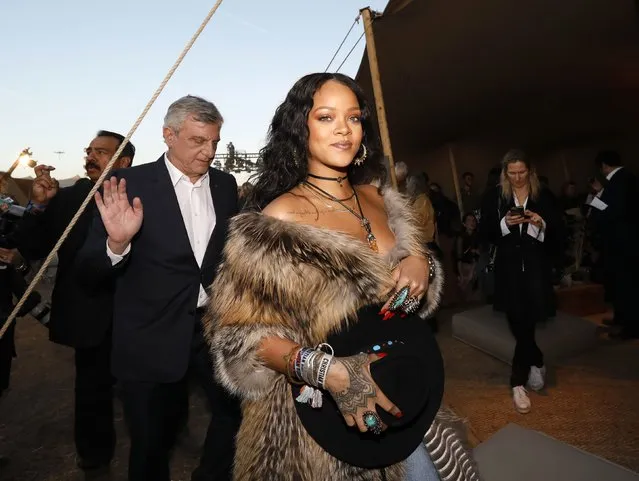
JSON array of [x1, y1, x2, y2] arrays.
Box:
[[0, 74, 484, 481], [0, 70, 636, 480], [391, 148, 638, 413]]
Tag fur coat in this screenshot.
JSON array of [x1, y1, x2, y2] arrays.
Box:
[[204, 188, 478, 481]]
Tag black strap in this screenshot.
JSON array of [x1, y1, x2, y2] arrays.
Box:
[[307, 172, 348, 184]]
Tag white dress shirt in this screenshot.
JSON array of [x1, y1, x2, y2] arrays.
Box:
[[107, 154, 216, 307], [499, 195, 546, 242], [588, 167, 623, 212]]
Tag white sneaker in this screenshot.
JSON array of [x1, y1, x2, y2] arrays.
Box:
[[528, 365, 546, 392], [512, 386, 531, 414]]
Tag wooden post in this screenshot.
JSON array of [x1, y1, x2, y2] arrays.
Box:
[[448, 144, 464, 218], [360, 7, 397, 189], [0, 149, 33, 186], [0, 157, 21, 186]]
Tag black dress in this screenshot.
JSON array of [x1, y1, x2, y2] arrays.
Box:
[[480, 187, 562, 386]]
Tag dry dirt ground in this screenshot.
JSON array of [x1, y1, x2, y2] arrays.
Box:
[[1, 302, 637, 480]]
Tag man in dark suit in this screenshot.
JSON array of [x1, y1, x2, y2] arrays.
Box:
[[593, 150, 639, 339], [77, 95, 241, 481], [17, 131, 135, 470]]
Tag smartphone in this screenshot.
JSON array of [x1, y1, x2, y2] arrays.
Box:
[[509, 206, 525, 217], [0, 194, 15, 208]]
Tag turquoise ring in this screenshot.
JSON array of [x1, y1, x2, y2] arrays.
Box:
[[389, 285, 411, 312], [362, 410, 383, 435]]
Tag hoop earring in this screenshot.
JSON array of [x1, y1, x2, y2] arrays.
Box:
[[353, 144, 367, 166]]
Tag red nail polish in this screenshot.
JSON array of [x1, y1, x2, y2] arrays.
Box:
[[382, 311, 395, 321], [377, 352, 388, 359], [395, 411, 404, 419]]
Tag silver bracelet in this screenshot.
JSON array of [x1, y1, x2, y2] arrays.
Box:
[[297, 345, 335, 388], [316, 353, 334, 389], [304, 350, 324, 386], [294, 344, 335, 409]]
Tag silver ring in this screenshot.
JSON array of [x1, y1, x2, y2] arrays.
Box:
[[402, 296, 420, 314]]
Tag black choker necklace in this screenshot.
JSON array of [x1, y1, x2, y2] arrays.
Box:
[[307, 172, 348, 186]]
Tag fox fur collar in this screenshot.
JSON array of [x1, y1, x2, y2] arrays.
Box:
[[203, 188, 450, 481]]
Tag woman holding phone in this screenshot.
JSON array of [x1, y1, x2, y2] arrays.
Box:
[[479, 149, 561, 414]]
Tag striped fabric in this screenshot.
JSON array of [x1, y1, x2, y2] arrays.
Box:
[[424, 407, 482, 481]]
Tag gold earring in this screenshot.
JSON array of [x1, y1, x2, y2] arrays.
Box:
[[353, 144, 367, 166]]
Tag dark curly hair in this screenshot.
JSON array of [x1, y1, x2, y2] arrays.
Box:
[[245, 73, 386, 210]]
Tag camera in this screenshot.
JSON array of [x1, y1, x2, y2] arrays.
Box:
[[0, 194, 51, 327], [0, 194, 25, 250]]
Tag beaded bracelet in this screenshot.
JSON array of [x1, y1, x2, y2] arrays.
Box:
[[426, 252, 436, 283], [285, 345, 304, 385]]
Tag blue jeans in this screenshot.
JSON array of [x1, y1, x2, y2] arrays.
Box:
[[404, 443, 440, 481]]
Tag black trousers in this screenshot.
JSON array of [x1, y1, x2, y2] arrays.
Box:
[[120, 317, 241, 481], [506, 271, 544, 388], [74, 334, 116, 464], [507, 313, 544, 387], [610, 255, 639, 337], [0, 322, 15, 396]]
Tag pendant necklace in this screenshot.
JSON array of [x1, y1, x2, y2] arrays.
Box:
[[305, 188, 353, 212], [303, 180, 379, 252]]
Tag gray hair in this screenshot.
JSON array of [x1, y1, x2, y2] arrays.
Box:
[[406, 173, 428, 198], [394, 161, 409, 183], [163, 95, 224, 133]]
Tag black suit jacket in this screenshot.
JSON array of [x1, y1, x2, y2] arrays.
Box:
[[480, 186, 561, 317], [596, 167, 638, 257], [17, 178, 115, 348], [77, 157, 238, 383]]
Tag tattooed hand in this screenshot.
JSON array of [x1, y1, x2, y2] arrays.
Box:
[[325, 353, 402, 433]]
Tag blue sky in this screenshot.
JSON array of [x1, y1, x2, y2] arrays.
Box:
[[1, 0, 389, 180]]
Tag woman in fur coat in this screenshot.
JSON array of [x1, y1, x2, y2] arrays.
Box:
[[204, 73, 478, 481]]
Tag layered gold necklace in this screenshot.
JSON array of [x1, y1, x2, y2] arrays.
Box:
[[303, 176, 378, 252]]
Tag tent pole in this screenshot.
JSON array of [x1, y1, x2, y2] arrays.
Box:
[[360, 7, 398, 189], [0, 154, 24, 185], [448, 144, 464, 219]]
